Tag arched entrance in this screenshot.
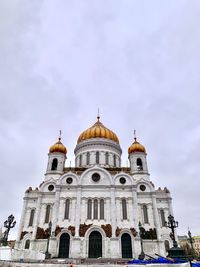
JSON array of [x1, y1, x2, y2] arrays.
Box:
[[58, 233, 70, 258], [121, 233, 133, 258], [88, 231, 102, 258]]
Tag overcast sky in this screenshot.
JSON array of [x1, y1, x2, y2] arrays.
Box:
[[0, 0, 200, 240]]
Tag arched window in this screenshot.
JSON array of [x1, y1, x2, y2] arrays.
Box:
[[105, 152, 109, 165], [64, 199, 70, 219], [164, 240, 170, 252], [87, 152, 90, 165], [79, 155, 82, 166], [45, 205, 51, 223], [28, 209, 35, 227], [96, 151, 99, 164], [113, 154, 116, 167], [100, 199, 104, 220], [122, 199, 127, 220], [160, 209, 166, 227], [24, 239, 30, 249], [143, 205, 149, 223], [137, 158, 143, 171], [51, 158, 58, 170], [94, 199, 98, 219], [87, 199, 92, 219]]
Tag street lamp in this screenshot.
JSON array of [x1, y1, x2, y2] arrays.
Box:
[[165, 214, 178, 248], [138, 221, 145, 260], [165, 214, 186, 259], [45, 221, 52, 259], [0, 214, 16, 246], [188, 228, 196, 258], [188, 229, 194, 250]]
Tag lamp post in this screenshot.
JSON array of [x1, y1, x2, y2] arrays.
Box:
[[188, 228, 196, 258], [0, 214, 16, 246], [138, 221, 145, 260], [188, 229, 194, 250], [165, 214, 178, 248], [45, 221, 52, 259], [165, 214, 186, 259]]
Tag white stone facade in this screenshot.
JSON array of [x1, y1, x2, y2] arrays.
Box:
[[15, 128, 173, 259]]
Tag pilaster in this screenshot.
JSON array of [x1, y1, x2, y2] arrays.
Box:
[[110, 187, 116, 237], [75, 188, 81, 237], [16, 196, 28, 242], [52, 187, 61, 234], [32, 194, 42, 240], [152, 194, 161, 241]]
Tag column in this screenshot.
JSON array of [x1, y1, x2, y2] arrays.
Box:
[[32, 194, 42, 240], [152, 194, 161, 241], [81, 198, 87, 223], [16, 196, 28, 242], [116, 199, 120, 225], [52, 188, 61, 234], [91, 199, 94, 220], [106, 198, 110, 222], [110, 187, 116, 237], [75, 188, 81, 237], [128, 198, 132, 222], [168, 198, 173, 216], [71, 198, 76, 224], [132, 189, 138, 229]]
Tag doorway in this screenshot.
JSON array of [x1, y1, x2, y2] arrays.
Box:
[[121, 233, 132, 258], [88, 231, 102, 258], [58, 233, 70, 258]]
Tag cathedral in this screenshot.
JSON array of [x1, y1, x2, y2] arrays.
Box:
[[15, 116, 173, 259]]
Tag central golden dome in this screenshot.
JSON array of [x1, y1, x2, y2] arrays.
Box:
[[77, 117, 119, 144]]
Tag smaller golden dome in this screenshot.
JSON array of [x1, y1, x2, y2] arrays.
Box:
[[128, 138, 146, 154], [49, 138, 67, 154]]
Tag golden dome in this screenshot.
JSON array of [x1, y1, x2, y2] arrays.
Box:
[[49, 138, 67, 154], [77, 116, 119, 144], [128, 138, 146, 154]]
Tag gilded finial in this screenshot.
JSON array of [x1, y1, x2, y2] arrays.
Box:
[[59, 130, 62, 141], [97, 108, 100, 121], [134, 129, 137, 141]]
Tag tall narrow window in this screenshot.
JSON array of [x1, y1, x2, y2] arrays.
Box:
[[79, 154, 82, 167], [87, 199, 92, 219], [113, 154, 116, 167], [136, 158, 143, 171], [143, 205, 148, 223], [160, 209, 165, 227], [87, 152, 90, 165], [94, 199, 98, 219], [25, 239, 30, 249], [96, 151, 99, 164], [29, 209, 35, 226], [105, 152, 109, 165], [45, 205, 51, 223], [122, 199, 127, 220], [100, 199, 104, 219], [51, 158, 58, 170], [64, 199, 70, 219]]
